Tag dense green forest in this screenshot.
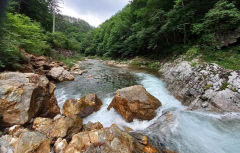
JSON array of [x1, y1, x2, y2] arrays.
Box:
[[0, 0, 92, 70], [0, 0, 240, 71], [80, 0, 240, 69]]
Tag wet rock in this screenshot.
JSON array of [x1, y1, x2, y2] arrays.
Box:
[[62, 93, 102, 118], [54, 138, 68, 153], [47, 67, 74, 82], [0, 72, 60, 127], [33, 115, 82, 138], [70, 64, 87, 75], [108, 85, 161, 122], [65, 124, 159, 153], [160, 59, 240, 112], [83, 121, 103, 131]]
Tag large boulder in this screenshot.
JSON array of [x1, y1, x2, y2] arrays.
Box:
[[47, 67, 74, 82], [15, 131, 50, 153], [107, 85, 161, 122], [65, 124, 159, 153], [0, 72, 60, 127], [62, 93, 102, 117], [0, 126, 50, 153], [33, 115, 82, 138]]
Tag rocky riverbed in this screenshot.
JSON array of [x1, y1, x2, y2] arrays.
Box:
[[1, 56, 240, 153]]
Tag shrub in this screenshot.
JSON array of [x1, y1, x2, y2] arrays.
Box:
[[5, 13, 49, 55]]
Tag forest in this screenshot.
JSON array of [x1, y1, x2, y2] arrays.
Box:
[[0, 0, 240, 70], [0, 0, 92, 70], [81, 0, 240, 69]]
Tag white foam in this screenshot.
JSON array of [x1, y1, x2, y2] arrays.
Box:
[[83, 72, 183, 131]]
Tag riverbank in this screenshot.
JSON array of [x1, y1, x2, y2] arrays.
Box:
[[105, 55, 240, 113]]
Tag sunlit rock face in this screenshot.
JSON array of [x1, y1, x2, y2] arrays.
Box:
[[0, 72, 60, 127], [0, 126, 50, 153], [108, 85, 161, 122], [65, 124, 158, 153], [62, 93, 102, 118], [33, 115, 82, 139]]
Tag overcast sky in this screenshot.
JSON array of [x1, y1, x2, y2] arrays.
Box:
[[59, 0, 130, 27]]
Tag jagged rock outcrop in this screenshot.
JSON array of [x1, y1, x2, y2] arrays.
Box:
[[108, 85, 161, 122], [65, 124, 159, 153], [47, 67, 75, 82], [21, 50, 68, 75], [33, 115, 82, 138], [160, 59, 240, 112], [0, 72, 60, 127], [62, 93, 102, 117]]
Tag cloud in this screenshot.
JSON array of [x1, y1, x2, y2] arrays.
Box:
[[59, 0, 129, 27]]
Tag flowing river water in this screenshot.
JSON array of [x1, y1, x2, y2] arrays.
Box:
[[55, 59, 240, 153]]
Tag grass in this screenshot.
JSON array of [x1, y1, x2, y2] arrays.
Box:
[[220, 82, 230, 90], [205, 84, 213, 90], [57, 54, 85, 67], [201, 45, 240, 70]]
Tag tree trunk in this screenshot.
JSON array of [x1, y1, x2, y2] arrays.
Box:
[[52, 11, 55, 33]]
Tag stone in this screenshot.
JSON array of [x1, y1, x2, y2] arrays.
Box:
[[83, 121, 103, 131], [159, 58, 240, 112], [0, 130, 50, 153], [0, 72, 60, 127], [62, 93, 102, 118], [65, 124, 159, 153], [107, 85, 161, 122], [33, 115, 82, 138], [47, 67, 74, 82], [54, 138, 68, 153], [70, 64, 87, 75], [0, 135, 16, 153], [8, 125, 29, 138], [15, 131, 50, 153]]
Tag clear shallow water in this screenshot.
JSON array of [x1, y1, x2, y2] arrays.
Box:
[[55, 59, 240, 153]]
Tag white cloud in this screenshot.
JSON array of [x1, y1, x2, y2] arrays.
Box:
[[59, 0, 129, 27]]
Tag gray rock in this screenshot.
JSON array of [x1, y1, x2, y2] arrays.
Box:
[[47, 67, 74, 82], [160, 58, 240, 112]]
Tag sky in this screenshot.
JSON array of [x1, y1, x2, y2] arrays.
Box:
[[59, 0, 130, 27]]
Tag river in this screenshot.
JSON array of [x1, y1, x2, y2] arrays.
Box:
[[55, 59, 240, 153]]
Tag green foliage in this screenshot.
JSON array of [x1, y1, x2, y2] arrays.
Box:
[[201, 46, 240, 70], [47, 32, 69, 49], [186, 47, 199, 59], [9, 0, 53, 31], [193, 0, 240, 47], [220, 82, 230, 90], [57, 54, 85, 67], [205, 84, 213, 90], [146, 61, 159, 70], [81, 0, 233, 59], [5, 13, 49, 55]]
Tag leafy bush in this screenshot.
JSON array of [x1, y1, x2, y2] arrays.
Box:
[[5, 13, 50, 55]]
